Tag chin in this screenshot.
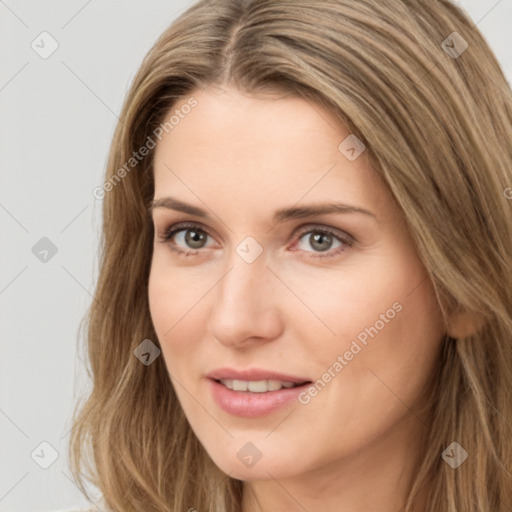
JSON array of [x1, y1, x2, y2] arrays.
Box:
[[205, 445, 302, 481]]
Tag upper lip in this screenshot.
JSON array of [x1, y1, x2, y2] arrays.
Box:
[[207, 367, 311, 384]]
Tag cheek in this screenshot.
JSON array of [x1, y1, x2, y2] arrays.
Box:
[[148, 261, 216, 380], [277, 261, 401, 358], [290, 255, 445, 392], [325, 273, 445, 410], [148, 264, 194, 361]]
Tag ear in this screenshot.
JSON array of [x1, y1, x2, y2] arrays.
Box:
[[446, 309, 487, 339]]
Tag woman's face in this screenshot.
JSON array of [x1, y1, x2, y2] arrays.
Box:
[[148, 85, 446, 482]]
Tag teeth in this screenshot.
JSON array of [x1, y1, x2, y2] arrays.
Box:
[[232, 379, 248, 391], [267, 379, 283, 391], [248, 380, 267, 392], [220, 379, 302, 392]]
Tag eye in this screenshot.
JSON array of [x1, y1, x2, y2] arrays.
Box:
[[158, 222, 355, 259], [292, 226, 354, 258], [159, 222, 214, 257]]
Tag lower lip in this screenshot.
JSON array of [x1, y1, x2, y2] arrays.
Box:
[[208, 378, 311, 417]]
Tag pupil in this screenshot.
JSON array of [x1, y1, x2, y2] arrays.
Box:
[[185, 230, 205, 249], [311, 232, 332, 251], [182, 230, 333, 251]]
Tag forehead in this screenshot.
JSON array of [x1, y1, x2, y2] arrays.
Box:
[[155, 86, 350, 165], [152, 87, 392, 222]]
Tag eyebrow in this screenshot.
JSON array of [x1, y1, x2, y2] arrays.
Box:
[[149, 196, 377, 224]]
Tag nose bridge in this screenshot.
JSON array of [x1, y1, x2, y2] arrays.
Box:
[[209, 247, 281, 345], [217, 252, 267, 318]]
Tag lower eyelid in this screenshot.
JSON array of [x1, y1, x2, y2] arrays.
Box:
[[293, 234, 353, 258], [160, 224, 354, 256], [166, 228, 215, 250]]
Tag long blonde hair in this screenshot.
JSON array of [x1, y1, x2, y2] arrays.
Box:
[[69, 1, 512, 510]]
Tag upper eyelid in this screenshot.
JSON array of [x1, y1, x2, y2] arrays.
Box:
[[160, 221, 354, 246]]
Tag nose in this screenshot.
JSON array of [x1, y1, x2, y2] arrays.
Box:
[[208, 254, 283, 349]]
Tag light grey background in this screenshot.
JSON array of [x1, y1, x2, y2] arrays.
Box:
[[1, 1, 511, 510]]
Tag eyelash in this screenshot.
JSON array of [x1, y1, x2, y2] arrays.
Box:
[[158, 221, 355, 260]]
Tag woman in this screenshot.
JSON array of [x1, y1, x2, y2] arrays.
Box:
[[69, 0, 512, 510]]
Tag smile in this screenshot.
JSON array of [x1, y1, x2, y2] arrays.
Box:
[[218, 379, 306, 392], [208, 378, 313, 417]]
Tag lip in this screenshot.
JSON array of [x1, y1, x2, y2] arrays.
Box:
[[206, 367, 312, 418], [207, 367, 310, 383]]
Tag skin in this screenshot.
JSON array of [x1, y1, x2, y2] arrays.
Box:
[[148, 85, 471, 512]]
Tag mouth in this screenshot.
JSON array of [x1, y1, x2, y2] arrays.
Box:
[[206, 369, 313, 417], [213, 378, 311, 393]]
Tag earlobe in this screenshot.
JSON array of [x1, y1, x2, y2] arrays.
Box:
[[446, 309, 487, 339]]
